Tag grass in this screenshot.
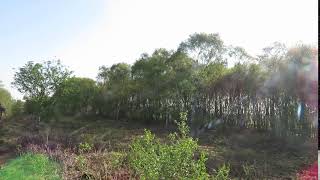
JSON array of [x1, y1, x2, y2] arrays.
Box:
[[199, 128, 317, 179], [0, 153, 61, 180], [0, 115, 317, 179]]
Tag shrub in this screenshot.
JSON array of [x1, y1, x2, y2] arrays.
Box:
[[108, 151, 127, 169], [78, 142, 93, 153], [10, 100, 24, 117], [128, 112, 209, 179], [23, 143, 136, 179], [242, 162, 256, 178], [213, 164, 230, 180], [0, 153, 61, 180]]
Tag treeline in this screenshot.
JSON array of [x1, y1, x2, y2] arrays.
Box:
[[10, 33, 318, 138], [0, 82, 24, 117]]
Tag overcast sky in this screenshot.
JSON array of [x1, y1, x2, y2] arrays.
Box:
[[0, 0, 318, 99]]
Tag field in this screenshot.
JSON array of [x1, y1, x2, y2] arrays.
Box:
[[0, 0, 318, 179], [0, 116, 317, 179]]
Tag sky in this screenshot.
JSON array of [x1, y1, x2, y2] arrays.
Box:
[[0, 0, 318, 99]]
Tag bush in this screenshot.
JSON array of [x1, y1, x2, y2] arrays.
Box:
[[10, 100, 24, 117], [0, 153, 61, 180], [128, 112, 209, 179], [78, 142, 93, 153], [23, 143, 136, 179], [213, 164, 230, 180]]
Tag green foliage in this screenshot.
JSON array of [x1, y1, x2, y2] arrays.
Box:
[[128, 112, 209, 179], [12, 60, 72, 120], [75, 142, 94, 174], [97, 63, 132, 120], [242, 162, 256, 179], [0, 87, 13, 116], [24, 96, 55, 120], [24, 98, 41, 115], [227, 46, 253, 64], [108, 151, 126, 169], [54, 77, 97, 115], [174, 112, 190, 138], [75, 155, 87, 171], [0, 153, 61, 180], [9, 33, 317, 138], [10, 100, 24, 117], [212, 164, 230, 180], [128, 130, 160, 179], [79, 142, 93, 153], [12, 60, 72, 99], [179, 32, 226, 64]]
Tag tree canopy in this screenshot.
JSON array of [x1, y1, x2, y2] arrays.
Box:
[[12, 60, 72, 120], [10, 33, 318, 138]]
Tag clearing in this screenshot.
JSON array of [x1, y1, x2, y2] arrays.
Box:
[[0, 116, 317, 179]]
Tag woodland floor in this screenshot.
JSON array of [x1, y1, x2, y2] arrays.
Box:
[[0, 116, 317, 179]]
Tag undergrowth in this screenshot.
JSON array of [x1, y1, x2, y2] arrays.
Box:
[[128, 112, 213, 179], [22, 143, 136, 179], [1, 115, 315, 179]]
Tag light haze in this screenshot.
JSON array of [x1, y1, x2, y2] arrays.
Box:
[[0, 0, 318, 99]]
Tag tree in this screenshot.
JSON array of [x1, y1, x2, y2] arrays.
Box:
[[167, 51, 197, 112], [178, 33, 226, 65], [11, 100, 24, 117], [98, 63, 132, 120], [12, 60, 72, 98], [227, 46, 254, 65], [257, 42, 287, 72], [54, 77, 97, 115], [130, 49, 177, 123], [12, 60, 72, 120], [0, 86, 13, 117]]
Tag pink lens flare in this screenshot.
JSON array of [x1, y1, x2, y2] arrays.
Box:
[[297, 161, 318, 180]]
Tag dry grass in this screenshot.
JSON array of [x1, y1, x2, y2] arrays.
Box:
[[198, 128, 317, 179], [0, 115, 317, 179], [21, 144, 137, 180]]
